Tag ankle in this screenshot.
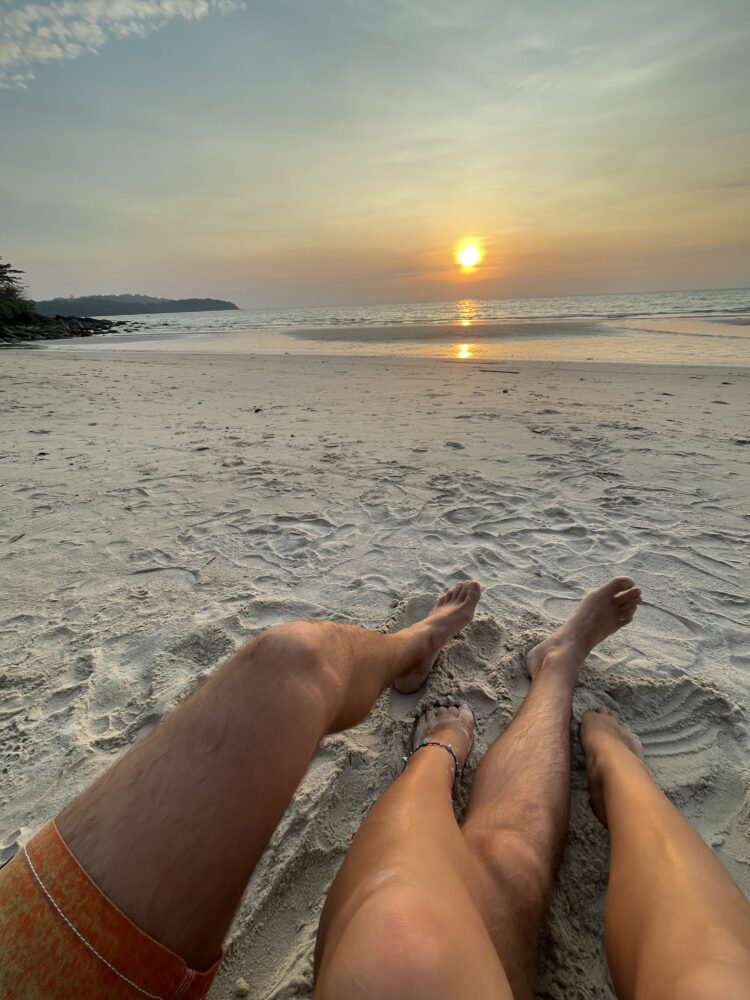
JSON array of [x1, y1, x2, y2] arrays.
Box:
[[531, 646, 580, 689], [585, 732, 643, 781], [548, 628, 590, 661], [402, 621, 438, 659], [402, 743, 457, 789]]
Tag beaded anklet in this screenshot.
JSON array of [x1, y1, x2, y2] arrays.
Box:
[[402, 739, 462, 794]]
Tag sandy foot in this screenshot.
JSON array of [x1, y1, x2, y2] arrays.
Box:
[[394, 581, 481, 693], [580, 708, 646, 826], [526, 576, 642, 682]]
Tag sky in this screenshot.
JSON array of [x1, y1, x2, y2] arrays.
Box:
[[1, 0, 749, 308]]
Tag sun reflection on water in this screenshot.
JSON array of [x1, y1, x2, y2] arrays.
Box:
[[456, 299, 478, 328], [456, 343, 473, 359]]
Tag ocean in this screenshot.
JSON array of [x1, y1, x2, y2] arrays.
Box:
[[49, 287, 750, 365]]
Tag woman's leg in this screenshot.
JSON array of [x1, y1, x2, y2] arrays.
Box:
[[580, 709, 750, 1000], [459, 577, 642, 998], [56, 582, 481, 971], [314, 702, 513, 1000], [315, 577, 642, 1000]]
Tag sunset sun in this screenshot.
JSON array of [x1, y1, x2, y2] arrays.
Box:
[[455, 241, 483, 272]]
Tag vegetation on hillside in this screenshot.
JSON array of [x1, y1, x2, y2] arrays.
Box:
[[2, 258, 238, 321], [0, 257, 118, 343], [35, 295, 239, 317], [0, 258, 35, 323]]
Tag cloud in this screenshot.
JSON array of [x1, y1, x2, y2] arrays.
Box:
[[0, 0, 245, 89]]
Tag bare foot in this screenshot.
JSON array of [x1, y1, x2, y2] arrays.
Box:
[[580, 708, 645, 826], [394, 581, 482, 693], [525, 576, 642, 684], [409, 702, 475, 792]]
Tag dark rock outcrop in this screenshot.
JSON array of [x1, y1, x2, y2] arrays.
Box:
[[0, 312, 134, 345]]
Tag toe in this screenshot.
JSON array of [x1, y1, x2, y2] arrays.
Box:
[[609, 576, 636, 596], [616, 586, 641, 606], [457, 701, 474, 726]]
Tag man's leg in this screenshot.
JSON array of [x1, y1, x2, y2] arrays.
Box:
[[314, 704, 514, 1000], [56, 582, 481, 971], [580, 709, 750, 1000], [460, 577, 642, 998]]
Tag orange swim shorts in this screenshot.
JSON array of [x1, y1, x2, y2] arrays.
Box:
[[0, 820, 220, 999]]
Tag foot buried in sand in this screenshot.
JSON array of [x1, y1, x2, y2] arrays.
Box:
[[408, 702, 475, 794], [580, 708, 646, 826], [526, 576, 642, 684], [395, 581, 481, 694]]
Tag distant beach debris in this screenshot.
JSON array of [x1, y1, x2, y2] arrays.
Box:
[[34, 294, 239, 317]]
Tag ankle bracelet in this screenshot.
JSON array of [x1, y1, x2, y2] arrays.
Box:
[[402, 739, 462, 787]]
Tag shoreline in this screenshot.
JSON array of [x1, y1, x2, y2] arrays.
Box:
[[13, 342, 750, 371], [18, 310, 749, 367]]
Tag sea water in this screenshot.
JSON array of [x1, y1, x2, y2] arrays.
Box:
[[48, 287, 750, 365]]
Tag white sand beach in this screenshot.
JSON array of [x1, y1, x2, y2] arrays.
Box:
[[1, 348, 748, 999]]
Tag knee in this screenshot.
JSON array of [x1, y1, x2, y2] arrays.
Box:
[[664, 962, 750, 1000], [365, 892, 456, 990], [238, 619, 342, 697], [250, 619, 338, 666], [659, 948, 750, 1000], [320, 888, 460, 998], [463, 825, 549, 919], [237, 619, 385, 733]]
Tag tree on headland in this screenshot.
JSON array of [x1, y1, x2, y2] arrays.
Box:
[[0, 258, 35, 322], [0, 257, 119, 343]]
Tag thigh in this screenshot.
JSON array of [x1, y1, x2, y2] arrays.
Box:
[[56, 624, 333, 970], [314, 753, 514, 1000]]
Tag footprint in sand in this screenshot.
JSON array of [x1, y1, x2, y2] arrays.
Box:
[[600, 676, 747, 870]]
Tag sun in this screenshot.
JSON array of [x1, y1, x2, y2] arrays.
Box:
[[455, 241, 483, 272]]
